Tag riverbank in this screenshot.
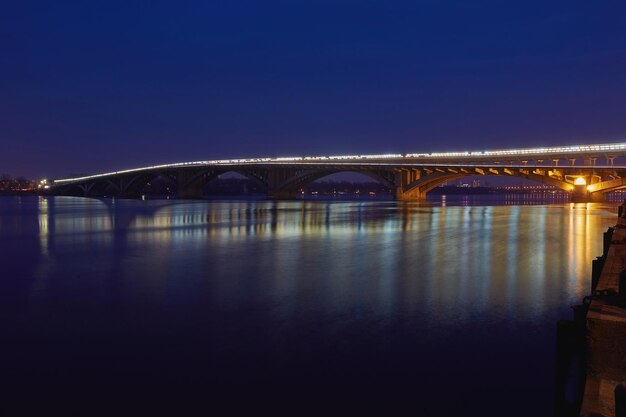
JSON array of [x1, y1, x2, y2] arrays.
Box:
[[578, 202, 626, 417]]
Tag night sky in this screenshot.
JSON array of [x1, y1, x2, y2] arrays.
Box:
[[3, 1, 626, 179]]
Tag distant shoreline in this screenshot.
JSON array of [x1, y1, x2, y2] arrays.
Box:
[[0, 190, 40, 196]]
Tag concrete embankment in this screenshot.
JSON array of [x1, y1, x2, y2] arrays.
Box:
[[565, 202, 626, 417]]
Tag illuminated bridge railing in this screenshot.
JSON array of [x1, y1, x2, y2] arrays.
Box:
[[50, 141, 626, 185]]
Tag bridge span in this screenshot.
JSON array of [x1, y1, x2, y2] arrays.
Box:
[[47, 142, 626, 202]]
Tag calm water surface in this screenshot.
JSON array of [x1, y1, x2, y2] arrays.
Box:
[[0, 196, 618, 416]]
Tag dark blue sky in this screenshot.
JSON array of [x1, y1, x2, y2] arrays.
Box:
[[3, 0, 626, 178]]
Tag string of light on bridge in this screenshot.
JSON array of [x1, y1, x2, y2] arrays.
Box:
[[51, 142, 626, 184]]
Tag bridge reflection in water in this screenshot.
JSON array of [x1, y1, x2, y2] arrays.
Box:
[[34, 196, 615, 316], [48, 142, 626, 202], [14, 196, 617, 415], [0, 195, 609, 415]]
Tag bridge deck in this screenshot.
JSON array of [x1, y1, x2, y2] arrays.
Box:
[[581, 212, 626, 416]]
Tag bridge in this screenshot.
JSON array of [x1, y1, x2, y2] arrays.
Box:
[[47, 142, 626, 202]]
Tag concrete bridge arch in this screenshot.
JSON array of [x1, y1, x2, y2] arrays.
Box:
[[268, 168, 396, 198], [48, 144, 626, 202], [396, 169, 582, 201]]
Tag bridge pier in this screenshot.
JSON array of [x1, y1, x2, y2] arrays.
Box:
[[395, 187, 426, 201], [176, 170, 206, 199], [572, 185, 606, 203], [178, 186, 204, 199], [116, 191, 142, 199], [268, 190, 299, 200], [571, 194, 606, 203]]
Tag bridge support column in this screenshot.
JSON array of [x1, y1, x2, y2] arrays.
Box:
[[572, 183, 587, 203], [268, 189, 299, 200], [571, 193, 605, 203], [177, 170, 205, 199], [591, 193, 606, 202], [395, 187, 426, 201], [570, 175, 608, 203], [178, 186, 204, 199], [393, 171, 427, 201], [266, 167, 300, 200], [119, 192, 142, 199], [571, 187, 605, 203]]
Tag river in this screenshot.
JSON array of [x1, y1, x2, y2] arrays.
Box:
[[0, 196, 618, 416]]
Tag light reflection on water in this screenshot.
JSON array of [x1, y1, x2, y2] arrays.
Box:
[[0, 196, 619, 416], [26, 197, 619, 331]]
